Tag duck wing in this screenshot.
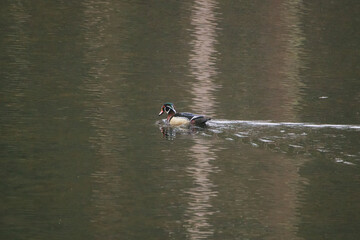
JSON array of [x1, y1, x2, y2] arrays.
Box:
[[175, 112, 211, 125], [174, 112, 197, 120]]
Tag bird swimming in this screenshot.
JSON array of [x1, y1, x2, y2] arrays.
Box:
[[158, 102, 211, 126]]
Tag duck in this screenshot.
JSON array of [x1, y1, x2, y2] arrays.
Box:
[[158, 102, 211, 126]]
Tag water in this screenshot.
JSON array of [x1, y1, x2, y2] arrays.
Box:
[[1, 0, 360, 239]]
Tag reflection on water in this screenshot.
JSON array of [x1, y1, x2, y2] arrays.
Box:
[[184, 1, 309, 238], [256, 0, 306, 121], [184, 142, 219, 239], [185, 0, 220, 238], [1, 0, 360, 239], [188, 0, 220, 116], [278, 1, 306, 120], [81, 0, 127, 238], [2, 2, 31, 117], [159, 118, 359, 238]]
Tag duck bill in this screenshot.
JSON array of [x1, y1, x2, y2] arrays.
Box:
[[159, 109, 164, 116]]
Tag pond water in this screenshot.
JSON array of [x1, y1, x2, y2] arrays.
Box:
[[1, 0, 359, 239]]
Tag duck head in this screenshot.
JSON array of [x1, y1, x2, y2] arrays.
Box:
[[159, 102, 176, 116]]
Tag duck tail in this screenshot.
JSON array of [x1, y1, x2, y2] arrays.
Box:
[[191, 116, 211, 126]]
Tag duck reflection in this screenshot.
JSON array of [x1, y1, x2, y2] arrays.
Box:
[[159, 124, 209, 140]]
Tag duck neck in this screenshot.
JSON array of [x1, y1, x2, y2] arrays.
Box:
[[167, 111, 175, 122]]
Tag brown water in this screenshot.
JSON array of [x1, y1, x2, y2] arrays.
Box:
[[1, 1, 360, 239]]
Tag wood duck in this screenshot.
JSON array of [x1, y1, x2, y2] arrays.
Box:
[[158, 102, 211, 126]]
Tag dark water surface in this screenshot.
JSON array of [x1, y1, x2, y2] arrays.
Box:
[[1, 1, 360, 239]]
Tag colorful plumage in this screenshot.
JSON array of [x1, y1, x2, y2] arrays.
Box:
[[158, 103, 211, 126]]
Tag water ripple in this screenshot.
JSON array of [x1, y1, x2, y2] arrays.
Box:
[[158, 118, 360, 166], [207, 120, 360, 130]]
